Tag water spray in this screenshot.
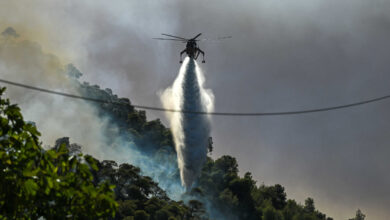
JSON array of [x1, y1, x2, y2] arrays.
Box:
[[161, 57, 214, 189]]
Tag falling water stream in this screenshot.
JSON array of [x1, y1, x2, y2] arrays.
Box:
[[160, 57, 214, 189]]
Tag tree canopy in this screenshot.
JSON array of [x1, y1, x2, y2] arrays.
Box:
[[0, 87, 117, 219]]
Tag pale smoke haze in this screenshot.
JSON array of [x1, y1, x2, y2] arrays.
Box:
[[0, 31, 183, 199], [160, 57, 214, 188]]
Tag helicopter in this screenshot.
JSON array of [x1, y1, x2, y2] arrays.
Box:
[[153, 33, 231, 63]]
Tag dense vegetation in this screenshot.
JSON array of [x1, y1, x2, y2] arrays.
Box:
[[0, 88, 116, 219], [73, 68, 174, 156], [193, 156, 333, 220], [54, 138, 205, 220], [1, 73, 365, 219]]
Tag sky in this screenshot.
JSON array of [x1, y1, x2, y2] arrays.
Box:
[[1, 1, 390, 219]]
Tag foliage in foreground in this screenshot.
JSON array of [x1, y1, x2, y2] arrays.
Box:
[[0, 85, 204, 220], [0, 87, 117, 219]]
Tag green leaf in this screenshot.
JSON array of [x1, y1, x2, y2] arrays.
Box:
[[47, 177, 54, 188], [24, 179, 38, 196], [22, 168, 39, 177]]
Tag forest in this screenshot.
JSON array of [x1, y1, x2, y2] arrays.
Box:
[[0, 77, 365, 219]]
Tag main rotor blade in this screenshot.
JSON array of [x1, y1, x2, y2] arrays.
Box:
[[153, 38, 186, 41], [161, 33, 187, 40], [198, 36, 232, 41], [191, 33, 202, 40]]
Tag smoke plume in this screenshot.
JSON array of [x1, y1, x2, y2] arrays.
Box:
[[0, 28, 185, 199], [0, 28, 114, 158], [160, 57, 214, 188]]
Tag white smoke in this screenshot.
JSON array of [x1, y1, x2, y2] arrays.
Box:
[[0, 30, 118, 160], [0, 29, 185, 199], [160, 57, 214, 188]]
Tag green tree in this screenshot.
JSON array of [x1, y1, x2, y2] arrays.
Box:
[[134, 210, 150, 220], [155, 209, 171, 220], [304, 197, 315, 213], [118, 200, 137, 218], [349, 209, 365, 220], [0, 87, 117, 219], [188, 200, 207, 219], [282, 200, 300, 220], [214, 155, 239, 174], [263, 206, 283, 220]]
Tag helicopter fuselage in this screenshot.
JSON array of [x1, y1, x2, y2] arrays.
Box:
[[185, 40, 198, 58], [180, 40, 205, 63]]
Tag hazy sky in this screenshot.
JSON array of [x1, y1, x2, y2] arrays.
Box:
[[1, 1, 390, 219]]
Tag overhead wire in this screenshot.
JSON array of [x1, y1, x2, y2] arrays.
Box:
[[0, 78, 389, 116]]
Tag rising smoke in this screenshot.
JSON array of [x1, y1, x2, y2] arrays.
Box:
[[0, 27, 185, 199], [0, 27, 113, 158], [160, 57, 214, 188]]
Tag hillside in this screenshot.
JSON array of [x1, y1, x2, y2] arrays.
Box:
[[0, 75, 342, 219], [72, 71, 335, 220]]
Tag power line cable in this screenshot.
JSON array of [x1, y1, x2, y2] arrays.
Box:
[[0, 78, 389, 116]]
